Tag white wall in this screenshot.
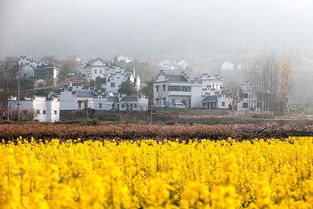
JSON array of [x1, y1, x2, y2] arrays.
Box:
[[217, 96, 232, 109], [9, 97, 60, 122], [93, 97, 114, 111], [191, 85, 203, 108], [237, 81, 257, 111], [59, 91, 95, 110], [59, 91, 78, 110], [106, 73, 126, 92], [119, 98, 148, 111], [18, 57, 37, 79]]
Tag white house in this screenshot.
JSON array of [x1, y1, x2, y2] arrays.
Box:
[[195, 74, 224, 96], [58, 88, 148, 112], [58, 90, 96, 111], [83, 58, 109, 80], [201, 95, 233, 109], [237, 81, 258, 111], [82, 58, 141, 93], [9, 96, 60, 122], [104, 68, 141, 93], [94, 95, 119, 111], [18, 56, 39, 79], [153, 70, 203, 108], [119, 96, 148, 111], [34, 64, 60, 85], [153, 70, 233, 109]]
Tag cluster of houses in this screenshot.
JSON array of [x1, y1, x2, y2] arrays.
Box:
[[7, 56, 258, 123], [18, 56, 60, 85], [9, 56, 147, 122]]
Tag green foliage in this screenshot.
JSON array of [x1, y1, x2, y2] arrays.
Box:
[[140, 80, 153, 99], [95, 77, 106, 90], [118, 80, 137, 96]]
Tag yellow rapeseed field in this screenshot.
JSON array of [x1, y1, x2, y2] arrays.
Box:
[[1, 137, 313, 209]]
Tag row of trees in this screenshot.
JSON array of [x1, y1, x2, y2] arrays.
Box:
[[246, 55, 292, 114]]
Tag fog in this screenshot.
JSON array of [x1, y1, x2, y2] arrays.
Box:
[[1, 0, 313, 61]]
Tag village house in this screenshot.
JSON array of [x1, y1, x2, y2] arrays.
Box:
[[82, 58, 109, 80], [17, 56, 39, 79], [237, 81, 258, 111], [8, 96, 60, 122], [34, 63, 60, 85], [58, 87, 148, 112], [104, 68, 141, 93], [58, 89, 96, 111], [153, 70, 203, 108], [94, 94, 119, 111], [153, 70, 233, 109], [119, 96, 149, 111], [195, 74, 224, 96], [82, 58, 141, 93]]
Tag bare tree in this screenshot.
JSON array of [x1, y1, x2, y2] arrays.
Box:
[[278, 55, 292, 114], [246, 54, 292, 114]]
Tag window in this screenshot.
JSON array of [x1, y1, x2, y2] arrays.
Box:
[[99, 103, 102, 109], [134, 104, 137, 108], [168, 86, 181, 91], [43, 110, 46, 115], [162, 85, 166, 91], [112, 104, 114, 109], [222, 102, 225, 107], [100, 70, 102, 74], [155, 85, 159, 92], [212, 83, 215, 88], [182, 86, 191, 92], [243, 103, 248, 108], [54, 110, 57, 115], [111, 82, 115, 87], [171, 99, 175, 105], [168, 86, 191, 92], [94, 69, 97, 74], [78, 101, 82, 108], [122, 104, 125, 108], [37, 110, 40, 114], [242, 93, 248, 98]]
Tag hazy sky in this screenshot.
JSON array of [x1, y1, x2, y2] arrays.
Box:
[[1, 0, 313, 60]]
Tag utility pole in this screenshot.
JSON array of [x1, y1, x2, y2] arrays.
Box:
[[17, 61, 21, 123], [85, 99, 89, 120], [150, 103, 153, 125], [5, 62, 10, 121]]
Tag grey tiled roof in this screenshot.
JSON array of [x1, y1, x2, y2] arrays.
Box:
[[166, 75, 188, 82], [120, 96, 138, 102], [202, 95, 218, 103], [76, 91, 97, 97], [107, 96, 119, 102]]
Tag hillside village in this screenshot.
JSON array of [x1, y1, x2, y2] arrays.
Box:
[[1, 55, 287, 122]]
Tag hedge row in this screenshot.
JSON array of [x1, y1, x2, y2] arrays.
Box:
[[1, 122, 313, 141]]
